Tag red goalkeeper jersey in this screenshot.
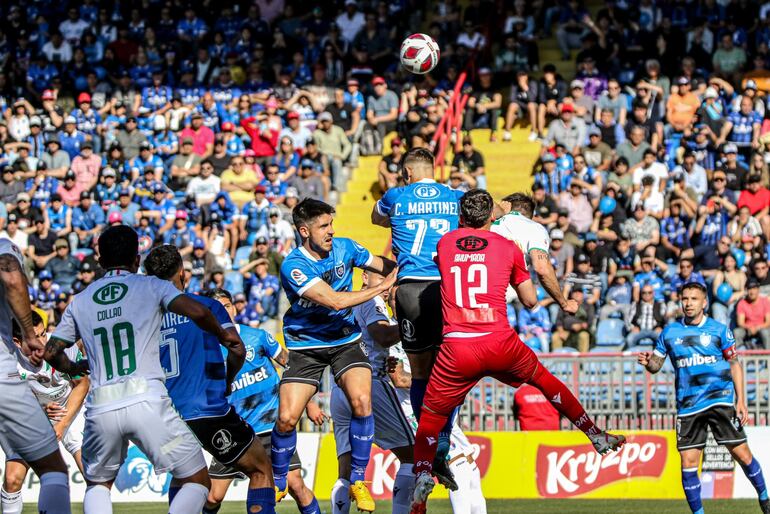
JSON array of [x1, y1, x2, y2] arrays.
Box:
[[436, 227, 530, 336]]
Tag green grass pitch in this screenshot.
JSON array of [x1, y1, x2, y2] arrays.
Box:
[[42, 499, 760, 513]]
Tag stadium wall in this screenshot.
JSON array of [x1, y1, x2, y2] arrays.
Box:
[[7, 429, 770, 502]]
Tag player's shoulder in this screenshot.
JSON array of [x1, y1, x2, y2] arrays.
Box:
[[239, 324, 271, 347]]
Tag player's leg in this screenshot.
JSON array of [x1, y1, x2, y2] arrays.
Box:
[[468, 462, 487, 514], [288, 467, 320, 514], [330, 386, 352, 514], [274, 349, 326, 495], [62, 409, 86, 474], [447, 456, 472, 514], [81, 409, 125, 514], [680, 448, 705, 514], [391, 446, 415, 514], [0, 380, 71, 514], [2, 459, 29, 514], [332, 453, 352, 514], [729, 442, 769, 510], [676, 410, 709, 514], [204, 477, 234, 514]]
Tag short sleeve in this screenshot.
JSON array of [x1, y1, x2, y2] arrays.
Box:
[[281, 257, 321, 297], [51, 304, 79, 347], [262, 331, 282, 360], [531, 224, 551, 253], [347, 238, 374, 269], [509, 244, 530, 285], [355, 298, 389, 330], [151, 277, 184, 310], [375, 187, 398, 217], [653, 329, 667, 358], [721, 324, 736, 352]]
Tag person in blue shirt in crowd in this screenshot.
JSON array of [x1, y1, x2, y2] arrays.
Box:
[[71, 191, 105, 248], [260, 164, 289, 204], [244, 258, 279, 323], [143, 245, 277, 514], [599, 273, 634, 319], [129, 141, 165, 182], [58, 116, 87, 159], [233, 292, 260, 327], [274, 198, 396, 510], [534, 153, 569, 197], [94, 167, 120, 211], [221, 122, 245, 156], [27, 168, 60, 209], [151, 117, 179, 163], [163, 210, 195, 256], [142, 71, 173, 115], [659, 200, 692, 262], [46, 193, 72, 238], [241, 186, 273, 244], [633, 255, 668, 302], [719, 96, 762, 164], [518, 299, 553, 352], [209, 191, 240, 255], [70, 92, 102, 152], [639, 281, 770, 514], [31, 269, 61, 311], [107, 187, 141, 226], [203, 287, 322, 514], [140, 182, 176, 235], [131, 167, 162, 205], [670, 258, 707, 294]]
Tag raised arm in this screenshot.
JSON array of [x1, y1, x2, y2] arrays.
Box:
[[371, 203, 391, 227], [302, 268, 397, 311]]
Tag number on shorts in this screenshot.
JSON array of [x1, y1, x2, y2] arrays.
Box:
[[405, 218, 451, 255], [94, 321, 136, 380], [450, 264, 489, 308]]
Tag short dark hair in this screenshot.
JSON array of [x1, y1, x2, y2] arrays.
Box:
[[502, 192, 535, 218], [460, 189, 494, 228], [98, 225, 138, 270], [681, 281, 707, 295], [402, 147, 434, 170], [201, 288, 232, 301], [144, 245, 183, 280], [12, 311, 44, 340], [292, 198, 335, 229]]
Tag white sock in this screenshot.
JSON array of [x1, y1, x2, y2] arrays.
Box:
[[1, 487, 23, 514], [168, 483, 209, 514], [449, 460, 472, 514], [38, 472, 70, 514], [84, 484, 111, 514], [392, 463, 414, 514], [469, 468, 487, 514], [331, 478, 351, 514]]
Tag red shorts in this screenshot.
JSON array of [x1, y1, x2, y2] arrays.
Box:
[[423, 330, 539, 416]]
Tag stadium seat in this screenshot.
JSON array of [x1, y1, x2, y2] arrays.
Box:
[[595, 319, 625, 347], [232, 246, 252, 271], [224, 272, 243, 294]]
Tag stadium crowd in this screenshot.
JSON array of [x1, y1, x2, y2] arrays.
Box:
[[0, 0, 768, 354]]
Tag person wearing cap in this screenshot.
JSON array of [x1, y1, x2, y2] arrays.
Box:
[[94, 167, 120, 208], [313, 111, 352, 192], [583, 124, 612, 171], [621, 199, 660, 252], [106, 187, 141, 227], [69, 140, 101, 191], [566, 79, 594, 123], [209, 191, 241, 255], [56, 168, 86, 208], [70, 260, 98, 295], [666, 76, 699, 132], [344, 78, 366, 118], [0, 166, 24, 205], [71, 191, 105, 249], [40, 137, 71, 179], [185, 158, 221, 207], [0, 212, 28, 251], [129, 141, 165, 183], [238, 185, 272, 244], [179, 112, 215, 158], [150, 115, 179, 161], [58, 114, 87, 160], [366, 76, 398, 140], [325, 88, 360, 143], [163, 210, 195, 256], [139, 181, 176, 236], [253, 203, 295, 255], [70, 92, 103, 152], [243, 257, 280, 322], [44, 238, 80, 291], [503, 70, 540, 142], [542, 101, 587, 156], [463, 68, 502, 141], [170, 137, 203, 187], [220, 121, 246, 156], [290, 159, 326, 202], [32, 268, 62, 312], [240, 110, 280, 164], [241, 235, 284, 278], [115, 115, 149, 160], [450, 135, 487, 189], [564, 252, 602, 309], [335, 0, 366, 43], [717, 96, 762, 163]]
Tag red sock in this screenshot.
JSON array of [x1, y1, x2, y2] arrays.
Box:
[[413, 409, 448, 476], [528, 365, 601, 436]]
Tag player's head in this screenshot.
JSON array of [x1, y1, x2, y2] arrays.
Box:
[[402, 147, 435, 183], [680, 282, 707, 320], [98, 225, 140, 272], [502, 192, 535, 218], [201, 288, 236, 322], [11, 310, 46, 347], [293, 198, 336, 253], [362, 256, 391, 298], [144, 245, 185, 290], [459, 189, 495, 229]]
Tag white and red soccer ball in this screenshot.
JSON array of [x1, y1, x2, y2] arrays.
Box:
[[400, 33, 440, 74]]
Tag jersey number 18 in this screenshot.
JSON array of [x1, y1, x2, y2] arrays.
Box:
[[93, 322, 136, 380]]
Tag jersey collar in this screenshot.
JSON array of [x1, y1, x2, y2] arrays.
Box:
[[104, 269, 133, 277], [415, 178, 436, 184], [683, 315, 708, 328], [299, 246, 319, 262]]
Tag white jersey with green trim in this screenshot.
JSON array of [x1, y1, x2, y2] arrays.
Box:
[[52, 270, 182, 412], [491, 211, 550, 263], [0, 238, 28, 377], [16, 345, 83, 407]]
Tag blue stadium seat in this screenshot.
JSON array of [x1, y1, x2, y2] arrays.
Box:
[[224, 272, 243, 294], [232, 246, 252, 271], [595, 319, 625, 347]]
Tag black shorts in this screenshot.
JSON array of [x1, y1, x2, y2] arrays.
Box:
[[676, 405, 747, 451], [395, 280, 443, 353], [281, 341, 371, 389], [186, 407, 256, 466], [209, 433, 302, 479]]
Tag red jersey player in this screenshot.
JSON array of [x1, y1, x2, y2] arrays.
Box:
[[410, 190, 626, 513]]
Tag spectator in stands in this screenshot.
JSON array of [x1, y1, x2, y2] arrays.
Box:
[[291, 160, 326, 201], [41, 138, 70, 178], [633, 255, 668, 303], [666, 77, 699, 133], [555, 0, 592, 61], [513, 384, 560, 430], [626, 285, 667, 347], [542, 103, 586, 156], [366, 76, 398, 140], [245, 235, 284, 278], [504, 70, 539, 142], [465, 68, 502, 141], [115, 117, 147, 160], [185, 159, 220, 207], [737, 174, 770, 238], [517, 300, 552, 353], [221, 156, 261, 208], [45, 238, 80, 291], [71, 191, 105, 248], [451, 136, 486, 190], [559, 182, 593, 233], [378, 138, 404, 193], [244, 257, 279, 323], [735, 280, 770, 349], [536, 64, 567, 138], [313, 112, 351, 192], [712, 253, 747, 326], [180, 113, 214, 158], [600, 274, 633, 320], [563, 254, 601, 308], [552, 289, 592, 353], [548, 228, 573, 281]]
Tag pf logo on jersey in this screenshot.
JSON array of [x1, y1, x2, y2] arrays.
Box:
[[93, 282, 128, 305], [212, 429, 235, 453], [414, 184, 439, 199], [456, 236, 488, 252]]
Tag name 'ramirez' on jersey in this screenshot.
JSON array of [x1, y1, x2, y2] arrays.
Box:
[[654, 316, 737, 416], [280, 237, 373, 350], [375, 179, 462, 281]]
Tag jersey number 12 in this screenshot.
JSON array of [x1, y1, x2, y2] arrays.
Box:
[[450, 264, 489, 308]]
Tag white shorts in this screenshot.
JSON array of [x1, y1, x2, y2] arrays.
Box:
[[82, 396, 206, 483], [331, 378, 415, 455], [61, 408, 85, 456], [0, 380, 59, 463]]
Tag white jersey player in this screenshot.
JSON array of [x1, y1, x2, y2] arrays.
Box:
[[330, 269, 415, 514], [43, 225, 242, 514], [0, 239, 71, 514], [2, 310, 88, 514], [491, 193, 577, 315]]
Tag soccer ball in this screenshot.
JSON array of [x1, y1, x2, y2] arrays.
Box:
[[400, 33, 440, 74]]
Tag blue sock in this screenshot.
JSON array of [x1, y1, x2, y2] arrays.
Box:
[[682, 468, 703, 514], [168, 485, 180, 505], [410, 378, 428, 421], [202, 505, 221, 514], [271, 426, 296, 492], [247, 487, 275, 514], [741, 458, 768, 501], [299, 496, 321, 514], [436, 406, 459, 461], [349, 414, 375, 483]]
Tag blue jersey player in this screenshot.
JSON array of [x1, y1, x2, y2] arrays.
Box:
[[371, 147, 462, 488], [272, 199, 397, 512], [639, 282, 769, 514], [143, 245, 278, 514], [203, 288, 322, 514]]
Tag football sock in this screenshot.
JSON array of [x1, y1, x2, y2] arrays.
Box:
[[469, 468, 487, 514], [410, 378, 428, 421], [38, 472, 71, 514], [202, 504, 222, 514], [83, 484, 112, 514], [167, 485, 180, 504], [246, 487, 276, 514], [681, 468, 704, 514], [271, 426, 296, 492], [1, 487, 23, 514], [529, 364, 600, 436], [413, 408, 448, 477], [392, 463, 414, 514], [299, 496, 321, 514], [168, 483, 208, 514], [437, 407, 459, 461], [741, 458, 768, 500], [331, 478, 351, 514], [448, 453, 471, 512], [349, 414, 375, 483]]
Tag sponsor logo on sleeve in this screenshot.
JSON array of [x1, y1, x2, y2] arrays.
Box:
[[291, 269, 308, 286]]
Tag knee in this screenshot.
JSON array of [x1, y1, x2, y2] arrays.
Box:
[[277, 411, 301, 432], [349, 393, 371, 416], [3, 472, 25, 493], [207, 490, 225, 505]]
